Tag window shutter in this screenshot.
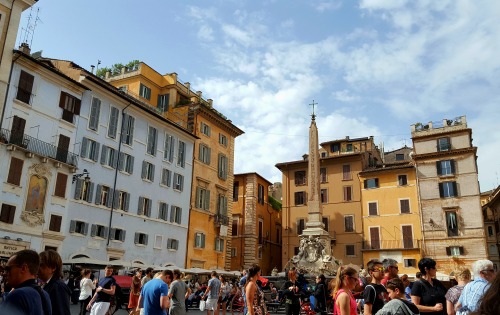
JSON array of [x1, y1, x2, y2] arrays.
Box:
[[138, 197, 144, 215], [95, 185, 102, 205], [177, 207, 182, 224], [103, 227, 109, 239], [129, 156, 134, 174], [129, 116, 135, 143], [438, 183, 444, 198], [120, 230, 126, 241], [205, 190, 210, 210], [69, 220, 76, 233], [121, 114, 129, 144], [91, 224, 97, 237], [145, 234, 149, 245], [124, 193, 130, 211], [141, 161, 147, 179], [81, 138, 88, 157], [100, 146, 108, 165], [450, 160, 456, 174], [59, 92, 67, 109], [364, 180, 367, 189], [7, 157, 23, 186], [113, 191, 119, 209], [459, 246, 464, 255], [89, 97, 101, 130], [110, 228, 116, 240], [375, 178, 379, 187], [74, 98, 81, 115], [54, 173, 68, 198], [201, 234, 206, 248], [147, 199, 152, 217], [170, 205, 175, 222], [107, 188, 114, 208], [446, 247, 451, 256], [108, 107, 119, 138], [118, 152, 125, 171], [134, 232, 140, 244], [49, 215, 62, 232], [452, 182, 458, 196], [93, 142, 100, 162], [18, 71, 34, 98], [151, 164, 155, 182], [436, 161, 442, 175], [74, 179, 83, 199], [86, 183, 94, 203]]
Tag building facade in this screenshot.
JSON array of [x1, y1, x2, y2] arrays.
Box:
[[231, 173, 282, 274], [482, 186, 500, 270], [104, 63, 243, 269], [411, 116, 487, 274]]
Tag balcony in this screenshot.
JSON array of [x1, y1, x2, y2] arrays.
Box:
[[214, 213, 229, 226], [0, 128, 78, 167], [361, 239, 420, 251]]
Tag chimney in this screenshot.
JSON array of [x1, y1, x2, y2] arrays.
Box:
[[207, 99, 213, 107], [90, 65, 95, 74], [170, 72, 178, 83], [185, 82, 190, 95], [19, 43, 31, 55], [121, 67, 126, 74], [105, 71, 111, 79], [196, 91, 202, 99]]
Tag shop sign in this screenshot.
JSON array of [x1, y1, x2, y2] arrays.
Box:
[[0, 243, 27, 258]]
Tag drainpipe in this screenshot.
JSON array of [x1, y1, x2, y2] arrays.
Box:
[[106, 103, 132, 246]]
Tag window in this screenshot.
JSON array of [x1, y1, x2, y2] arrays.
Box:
[[100, 146, 117, 168], [173, 173, 184, 191], [218, 154, 228, 180], [116, 191, 130, 211], [118, 152, 134, 174], [90, 224, 108, 238], [233, 181, 239, 201], [343, 186, 352, 201], [258, 219, 263, 244], [404, 259, 417, 267], [346, 245, 355, 256], [215, 238, 224, 252], [80, 138, 99, 161], [118, 85, 127, 92], [437, 137, 451, 151], [195, 233, 206, 248], [446, 246, 464, 256], [258, 184, 265, 205], [320, 168, 327, 183], [170, 206, 182, 224], [0, 204, 16, 224], [110, 228, 126, 241], [157, 94, 169, 112], [54, 173, 68, 198], [134, 232, 148, 245], [161, 168, 171, 187], [158, 202, 169, 221], [154, 235, 163, 249], [321, 152, 327, 158], [7, 157, 23, 186], [95, 185, 113, 207], [9, 115, 26, 147], [437, 160, 455, 176], [167, 238, 179, 250], [69, 220, 88, 235], [16, 70, 34, 104], [488, 226, 494, 237], [142, 161, 155, 181], [122, 114, 135, 145], [400, 199, 410, 214], [199, 144, 211, 164], [398, 175, 408, 186], [344, 215, 354, 232], [446, 211, 459, 236], [147, 126, 158, 156], [294, 191, 306, 205], [48, 215, 62, 232], [177, 141, 185, 167], [276, 226, 281, 244], [138, 197, 152, 217], [164, 133, 175, 162], [108, 106, 119, 138], [320, 189, 328, 203], [322, 217, 329, 232], [402, 225, 414, 248], [369, 227, 380, 249], [196, 187, 210, 210], [232, 218, 238, 236], [343, 165, 351, 180], [439, 181, 458, 198], [295, 171, 306, 185], [368, 202, 378, 216], [139, 83, 151, 100], [395, 153, 405, 161], [88, 97, 101, 131], [331, 143, 340, 152], [59, 92, 81, 123], [231, 248, 237, 257], [364, 178, 379, 189], [200, 122, 211, 136], [217, 195, 228, 216], [74, 180, 94, 203], [219, 133, 228, 146], [297, 219, 305, 235], [346, 144, 353, 152]]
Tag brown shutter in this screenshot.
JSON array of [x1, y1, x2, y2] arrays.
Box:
[[7, 157, 23, 186], [0, 204, 15, 224], [54, 173, 68, 198], [49, 215, 62, 232], [59, 92, 67, 109], [400, 199, 410, 214], [370, 227, 380, 249], [74, 98, 81, 115], [402, 225, 413, 248]]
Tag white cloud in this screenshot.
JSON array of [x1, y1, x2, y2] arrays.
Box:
[[313, 1, 342, 12], [359, 0, 408, 11], [197, 25, 214, 41]]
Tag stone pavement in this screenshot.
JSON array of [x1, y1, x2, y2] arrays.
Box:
[[69, 303, 232, 315]]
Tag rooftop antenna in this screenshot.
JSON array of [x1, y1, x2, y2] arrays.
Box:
[[309, 100, 317, 120], [96, 60, 101, 72], [19, 7, 42, 48]]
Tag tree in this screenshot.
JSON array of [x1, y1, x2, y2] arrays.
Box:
[[95, 60, 140, 79]]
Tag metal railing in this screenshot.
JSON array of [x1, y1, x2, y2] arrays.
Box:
[[0, 128, 78, 166], [214, 213, 229, 226], [362, 239, 420, 250]]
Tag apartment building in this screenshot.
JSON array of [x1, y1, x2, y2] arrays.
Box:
[[481, 186, 500, 270]]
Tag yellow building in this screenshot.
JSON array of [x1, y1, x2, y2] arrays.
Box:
[[276, 136, 381, 267], [359, 146, 422, 275], [231, 173, 282, 274], [481, 186, 500, 270], [106, 62, 243, 270]]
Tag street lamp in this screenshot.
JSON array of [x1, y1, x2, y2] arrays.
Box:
[[72, 169, 91, 183]]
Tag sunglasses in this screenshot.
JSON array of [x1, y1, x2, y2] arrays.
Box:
[[372, 267, 384, 272], [482, 269, 495, 273]]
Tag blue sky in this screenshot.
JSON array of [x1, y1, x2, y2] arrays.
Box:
[[20, 0, 500, 191]]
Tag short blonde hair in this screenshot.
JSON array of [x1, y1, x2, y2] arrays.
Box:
[[454, 268, 471, 281]]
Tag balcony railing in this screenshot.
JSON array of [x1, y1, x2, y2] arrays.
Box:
[[362, 239, 420, 251], [0, 128, 78, 166], [214, 213, 229, 226]]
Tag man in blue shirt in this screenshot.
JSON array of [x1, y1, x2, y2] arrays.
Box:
[[456, 259, 496, 313], [0, 249, 52, 315], [138, 269, 173, 315]]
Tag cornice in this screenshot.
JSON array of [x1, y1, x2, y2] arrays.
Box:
[[412, 147, 477, 160]]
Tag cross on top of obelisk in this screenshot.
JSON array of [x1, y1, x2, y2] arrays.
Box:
[[309, 100, 317, 120]]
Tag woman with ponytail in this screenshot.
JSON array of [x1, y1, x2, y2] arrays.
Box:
[[245, 265, 268, 315], [332, 266, 358, 315]]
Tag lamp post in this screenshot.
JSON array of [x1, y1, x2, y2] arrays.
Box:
[[72, 169, 90, 183]]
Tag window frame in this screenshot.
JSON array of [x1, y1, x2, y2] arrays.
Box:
[[344, 215, 354, 232]]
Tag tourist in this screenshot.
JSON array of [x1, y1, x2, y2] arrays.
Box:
[[269, 282, 279, 302], [202, 271, 222, 315], [137, 269, 173, 315], [470, 270, 500, 315], [87, 265, 117, 315], [169, 269, 191, 315], [142, 267, 154, 286], [381, 258, 400, 286], [332, 266, 358, 315], [456, 260, 496, 314], [445, 267, 471, 315], [245, 265, 267, 315], [0, 249, 52, 315], [363, 259, 388, 315], [39, 249, 71, 315], [219, 275, 231, 315], [411, 258, 446, 315], [283, 280, 301, 315], [79, 268, 96, 315], [313, 274, 327, 315], [376, 278, 419, 315], [128, 269, 142, 311], [400, 274, 412, 302]]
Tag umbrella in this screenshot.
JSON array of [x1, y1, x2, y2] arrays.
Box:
[[229, 270, 242, 277], [63, 257, 110, 266], [185, 267, 212, 275], [108, 260, 147, 269]]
